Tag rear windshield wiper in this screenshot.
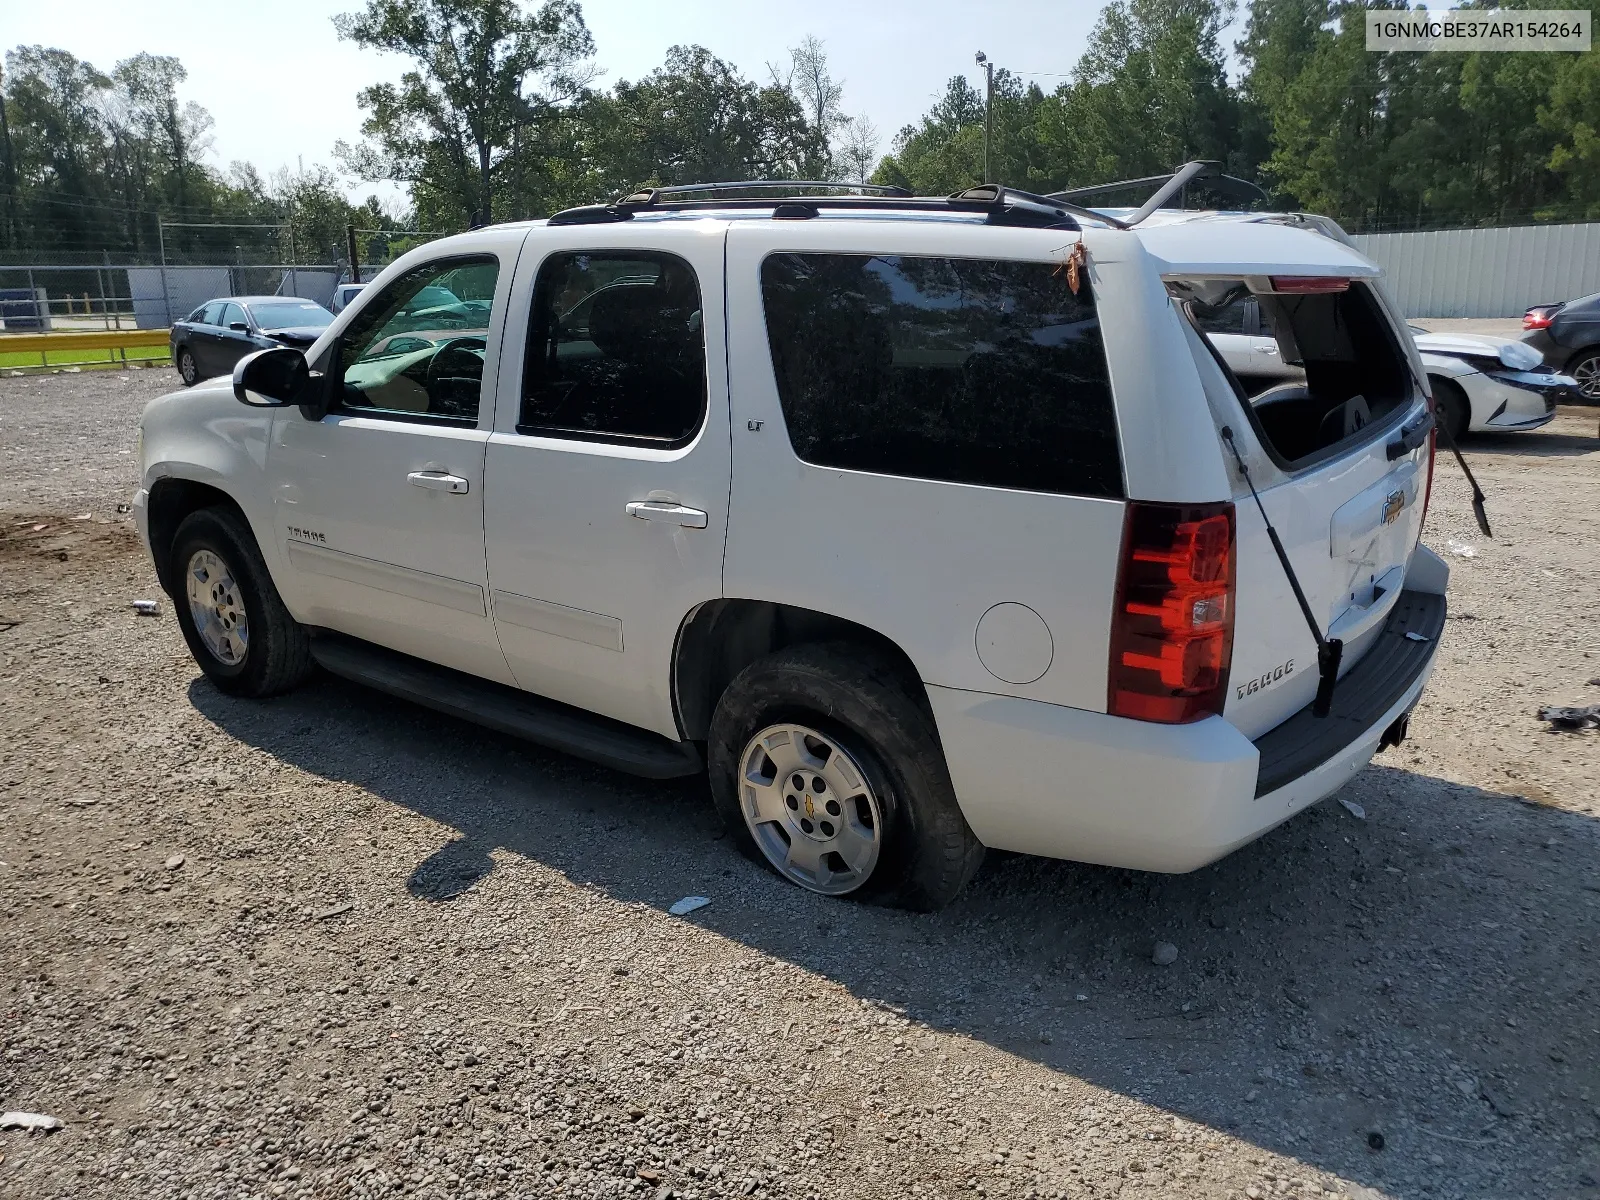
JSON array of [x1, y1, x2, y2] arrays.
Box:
[[1221, 426, 1342, 718]]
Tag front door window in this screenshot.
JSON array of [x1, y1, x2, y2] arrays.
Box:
[[335, 257, 500, 423]]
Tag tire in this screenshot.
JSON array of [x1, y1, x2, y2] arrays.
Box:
[[707, 642, 984, 911], [1565, 347, 1600, 403], [177, 347, 199, 387], [1431, 376, 1470, 441], [169, 506, 312, 697]]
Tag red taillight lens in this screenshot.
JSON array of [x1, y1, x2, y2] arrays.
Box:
[[1269, 275, 1349, 294], [1108, 501, 1236, 724], [1522, 310, 1552, 330]]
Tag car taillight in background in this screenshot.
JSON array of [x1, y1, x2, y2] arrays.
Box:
[[1108, 501, 1236, 724], [1522, 306, 1557, 330]]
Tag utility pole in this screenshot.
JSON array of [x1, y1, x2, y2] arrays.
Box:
[[346, 223, 361, 284], [156, 216, 171, 327], [975, 51, 994, 185], [0, 62, 18, 250]]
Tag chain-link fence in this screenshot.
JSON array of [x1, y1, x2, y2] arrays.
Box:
[[1, 222, 449, 333]]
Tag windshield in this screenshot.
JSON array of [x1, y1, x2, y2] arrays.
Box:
[[248, 301, 333, 330]]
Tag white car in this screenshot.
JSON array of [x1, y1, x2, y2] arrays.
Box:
[[133, 167, 1448, 910], [1197, 294, 1573, 438], [330, 283, 366, 314]]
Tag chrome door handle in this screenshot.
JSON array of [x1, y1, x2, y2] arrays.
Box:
[[408, 470, 469, 494], [626, 500, 708, 528], [1254, 345, 1277, 353]]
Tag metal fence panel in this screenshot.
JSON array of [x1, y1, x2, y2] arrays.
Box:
[[1351, 223, 1600, 318]]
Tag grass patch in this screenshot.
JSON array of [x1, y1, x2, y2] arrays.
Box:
[[0, 346, 168, 370]]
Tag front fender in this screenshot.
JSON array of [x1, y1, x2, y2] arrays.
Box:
[[139, 381, 286, 595]]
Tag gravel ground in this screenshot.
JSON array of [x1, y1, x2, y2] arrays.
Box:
[[1, 371, 1598, 1200]]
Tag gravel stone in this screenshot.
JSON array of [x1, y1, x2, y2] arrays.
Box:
[[1, 373, 1596, 1200]]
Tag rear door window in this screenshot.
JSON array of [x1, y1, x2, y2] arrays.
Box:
[[520, 251, 706, 445], [759, 253, 1122, 498]]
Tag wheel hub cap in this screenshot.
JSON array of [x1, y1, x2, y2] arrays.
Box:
[[738, 724, 882, 896], [185, 549, 248, 666]]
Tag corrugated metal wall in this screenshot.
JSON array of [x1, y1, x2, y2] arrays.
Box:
[[1350, 223, 1600, 318]]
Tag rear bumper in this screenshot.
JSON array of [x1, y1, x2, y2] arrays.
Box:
[[929, 589, 1444, 874]]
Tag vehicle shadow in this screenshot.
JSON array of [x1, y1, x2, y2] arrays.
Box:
[[189, 673, 1600, 1200], [1465, 425, 1593, 457]]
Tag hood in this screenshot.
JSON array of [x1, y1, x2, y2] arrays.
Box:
[[1412, 329, 1544, 370], [262, 325, 327, 346], [1411, 330, 1518, 356]]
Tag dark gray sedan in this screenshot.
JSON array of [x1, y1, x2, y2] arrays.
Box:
[[1522, 290, 1600, 402], [170, 296, 333, 386]]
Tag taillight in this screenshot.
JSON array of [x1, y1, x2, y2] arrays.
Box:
[[1522, 310, 1553, 330], [1108, 501, 1236, 724]]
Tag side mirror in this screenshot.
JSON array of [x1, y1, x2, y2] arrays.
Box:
[[233, 347, 309, 407], [228, 321, 250, 332]]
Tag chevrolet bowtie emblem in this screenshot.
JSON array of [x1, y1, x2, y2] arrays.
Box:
[[804, 795, 815, 817], [1381, 489, 1405, 525]]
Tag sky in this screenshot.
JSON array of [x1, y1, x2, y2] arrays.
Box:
[[1, 0, 1242, 210]]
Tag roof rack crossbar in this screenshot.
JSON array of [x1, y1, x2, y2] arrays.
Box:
[[547, 184, 1130, 230], [1048, 161, 1268, 225], [618, 180, 912, 204]]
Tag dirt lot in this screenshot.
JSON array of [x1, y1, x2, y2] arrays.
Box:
[[2, 368, 1598, 1200]]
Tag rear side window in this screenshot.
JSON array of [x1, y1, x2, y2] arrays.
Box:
[[759, 253, 1122, 498]]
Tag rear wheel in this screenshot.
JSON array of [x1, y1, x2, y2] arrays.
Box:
[[707, 642, 984, 911], [1431, 376, 1470, 441], [169, 507, 312, 697], [1565, 348, 1600, 402], [177, 347, 199, 387]]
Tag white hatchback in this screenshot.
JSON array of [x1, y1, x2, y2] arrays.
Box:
[[134, 166, 1449, 909]]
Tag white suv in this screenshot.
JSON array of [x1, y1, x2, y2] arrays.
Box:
[[134, 167, 1449, 911]]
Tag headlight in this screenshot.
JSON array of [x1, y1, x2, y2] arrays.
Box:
[[1497, 342, 1542, 371]]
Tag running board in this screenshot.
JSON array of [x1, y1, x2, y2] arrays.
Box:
[[309, 633, 703, 780]]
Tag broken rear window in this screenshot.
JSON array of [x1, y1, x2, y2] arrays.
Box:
[[1177, 280, 1414, 468]]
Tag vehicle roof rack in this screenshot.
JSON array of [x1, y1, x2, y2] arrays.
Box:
[[1048, 160, 1268, 226], [546, 180, 1126, 231]]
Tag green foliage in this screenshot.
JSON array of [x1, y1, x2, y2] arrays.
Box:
[[333, 0, 596, 227], [6, 0, 1600, 258], [580, 45, 812, 196], [0, 44, 409, 263]]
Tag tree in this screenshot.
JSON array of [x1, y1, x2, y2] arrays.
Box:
[[583, 45, 811, 195], [334, 0, 595, 227], [837, 114, 879, 184], [1040, 0, 1242, 190], [773, 35, 844, 177]]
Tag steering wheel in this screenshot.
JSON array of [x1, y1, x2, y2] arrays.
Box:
[[425, 336, 487, 415]]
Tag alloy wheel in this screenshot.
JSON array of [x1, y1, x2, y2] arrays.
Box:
[[737, 723, 883, 896], [1571, 353, 1600, 401], [185, 548, 249, 666]]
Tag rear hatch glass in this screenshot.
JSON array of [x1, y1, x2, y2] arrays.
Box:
[[1175, 277, 1431, 739], [1181, 279, 1411, 470]]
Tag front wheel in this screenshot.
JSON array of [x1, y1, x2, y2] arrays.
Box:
[[169, 507, 312, 697], [707, 643, 984, 911], [1566, 348, 1600, 403]]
